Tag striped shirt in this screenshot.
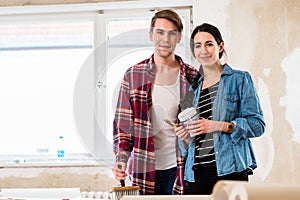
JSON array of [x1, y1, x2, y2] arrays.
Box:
[[193, 82, 219, 169], [113, 54, 198, 195]]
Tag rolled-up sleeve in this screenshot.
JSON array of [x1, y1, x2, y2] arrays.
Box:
[[230, 72, 265, 144]]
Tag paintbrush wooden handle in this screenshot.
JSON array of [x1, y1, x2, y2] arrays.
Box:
[[111, 185, 140, 191], [164, 119, 175, 126]]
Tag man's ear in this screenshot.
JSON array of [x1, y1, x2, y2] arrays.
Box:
[[177, 32, 182, 43], [149, 30, 153, 42]]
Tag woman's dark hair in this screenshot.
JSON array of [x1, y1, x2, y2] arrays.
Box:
[[190, 23, 224, 59]]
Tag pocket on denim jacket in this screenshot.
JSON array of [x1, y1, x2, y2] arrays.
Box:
[[224, 94, 239, 114]]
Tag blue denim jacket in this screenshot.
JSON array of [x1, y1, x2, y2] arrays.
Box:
[[178, 64, 265, 182]]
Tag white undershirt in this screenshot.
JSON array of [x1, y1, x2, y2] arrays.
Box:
[[151, 74, 180, 170]]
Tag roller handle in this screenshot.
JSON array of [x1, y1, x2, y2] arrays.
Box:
[[117, 164, 125, 187]]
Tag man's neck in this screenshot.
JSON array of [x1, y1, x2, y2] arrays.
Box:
[[153, 53, 180, 86], [153, 54, 178, 68]]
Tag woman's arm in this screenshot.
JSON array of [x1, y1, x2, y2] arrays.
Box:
[[230, 72, 266, 144]]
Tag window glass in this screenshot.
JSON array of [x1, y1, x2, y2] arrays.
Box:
[[98, 10, 191, 161], [0, 21, 94, 155], [106, 17, 152, 145]]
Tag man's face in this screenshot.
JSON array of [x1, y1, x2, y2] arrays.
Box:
[[149, 18, 182, 59]]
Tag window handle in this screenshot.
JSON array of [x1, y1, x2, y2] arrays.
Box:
[[97, 80, 106, 88]]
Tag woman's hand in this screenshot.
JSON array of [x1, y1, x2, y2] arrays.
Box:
[[187, 118, 220, 136], [187, 118, 228, 136], [174, 124, 190, 145]]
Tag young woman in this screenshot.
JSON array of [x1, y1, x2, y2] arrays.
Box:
[[175, 23, 266, 195]]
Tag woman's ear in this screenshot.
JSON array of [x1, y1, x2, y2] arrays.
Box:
[[219, 41, 225, 53]]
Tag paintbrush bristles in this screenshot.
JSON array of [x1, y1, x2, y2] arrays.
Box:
[[110, 186, 140, 200]]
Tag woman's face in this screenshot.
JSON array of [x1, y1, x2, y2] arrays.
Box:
[[193, 31, 224, 67]]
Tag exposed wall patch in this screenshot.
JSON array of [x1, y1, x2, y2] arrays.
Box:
[[281, 47, 300, 144]]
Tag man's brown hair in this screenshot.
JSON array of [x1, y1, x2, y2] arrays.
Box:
[[150, 9, 183, 32]]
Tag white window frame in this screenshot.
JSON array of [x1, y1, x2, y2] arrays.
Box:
[[0, 0, 194, 165]]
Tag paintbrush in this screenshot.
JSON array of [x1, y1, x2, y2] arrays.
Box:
[[164, 119, 176, 126], [110, 164, 140, 200]]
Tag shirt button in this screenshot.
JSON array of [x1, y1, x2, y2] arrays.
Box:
[[215, 151, 218, 155]]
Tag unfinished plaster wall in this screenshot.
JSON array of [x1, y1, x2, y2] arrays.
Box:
[[194, 0, 300, 184], [0, 0, 300, 191], [0, 166, 118, 192]]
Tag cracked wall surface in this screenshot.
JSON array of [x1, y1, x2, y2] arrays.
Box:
[[0, 166, 118, 192], [195, 0, 300, 184]]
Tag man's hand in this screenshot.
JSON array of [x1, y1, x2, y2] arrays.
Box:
[[112, 162, 127, 181]]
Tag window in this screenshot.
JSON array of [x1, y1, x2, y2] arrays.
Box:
[[0, 13, 95, 158], [0, 4, 193, 165], [95, 9, 192, 163]]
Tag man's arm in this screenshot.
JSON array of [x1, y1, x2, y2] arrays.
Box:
[[112, 72, 134, 180]]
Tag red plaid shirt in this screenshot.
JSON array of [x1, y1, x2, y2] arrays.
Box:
[[113, 54, 198, 195]]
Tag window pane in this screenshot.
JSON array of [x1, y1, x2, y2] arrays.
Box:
[[0, 21, 94, 155], [104, 12, 189, 148], [105, 17, 152, 149]]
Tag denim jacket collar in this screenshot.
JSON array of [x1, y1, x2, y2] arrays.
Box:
[[196, 63, 233, 84]]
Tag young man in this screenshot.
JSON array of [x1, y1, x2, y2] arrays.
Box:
[[112, 9, 198, 195]]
